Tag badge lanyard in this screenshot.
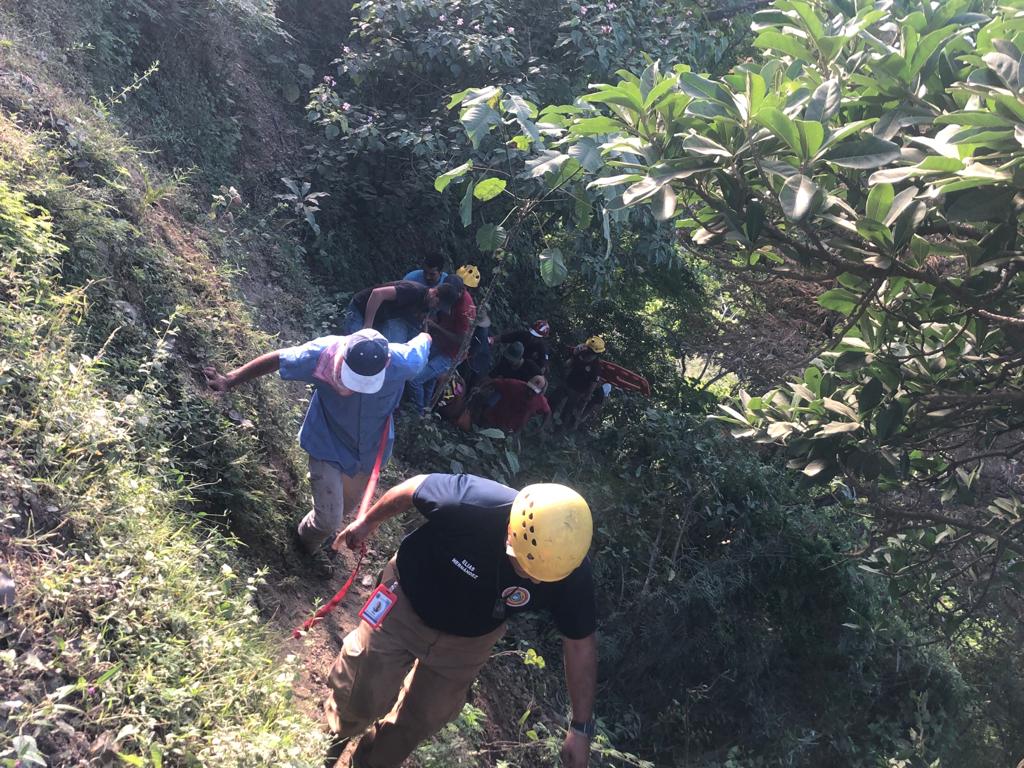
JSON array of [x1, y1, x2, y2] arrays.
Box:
[[359, 581, 398, 629]]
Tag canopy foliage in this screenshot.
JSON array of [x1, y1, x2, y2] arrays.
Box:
[[439, 0, 1024, 642]]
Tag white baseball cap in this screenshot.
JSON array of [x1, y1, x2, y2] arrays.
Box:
[[340, 329, 391, 394]]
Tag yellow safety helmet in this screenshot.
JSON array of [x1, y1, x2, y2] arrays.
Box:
[[509, 484, 592, 582], [456, 264, 481, 288], [585, 335, 606, 353]]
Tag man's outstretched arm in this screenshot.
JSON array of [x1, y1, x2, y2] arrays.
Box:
[[333, 474, 428, 551], [561, 632, 598, 768], [204, 350, 281, 392]]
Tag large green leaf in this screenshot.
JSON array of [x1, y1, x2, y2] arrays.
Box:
[[473, 177, 507, 202], [795, 119, 826, 156], [858, 378, 884, 412], [434, 160, 473, 193], [570, 116, 625, 136], [824, 135, 901, 168], [539, 248, 568, 287], [682, 134, 733, 157], [818, 287, 860, 314], [460, 103, 501, 148], [758, 108, 802, 156], [475, 223, 507, 252], [866, 183, 894, 223], [460, 182, 474, 228], [503, 94, 541, 144], [622, 177, 661, 206], [754, 29, 813, 61], [524, 150, 570, 179], [817, 421, 862, 436], [779, 174, 819, 221], [654, 185, 677, 221], [983, 51, 1019, 86], [806, 79, 841, 123], [569, 138, 603, 172]]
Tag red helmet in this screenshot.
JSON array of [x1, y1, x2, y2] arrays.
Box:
[[530, 320, 551, 338]]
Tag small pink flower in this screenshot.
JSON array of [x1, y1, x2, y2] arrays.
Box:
[[580, 5, 589, 14], [456, 17, 463, 26], [507, 26, 515, 33], [343, 45, 352, 54], [601, 24, 612, 33], [342, 102, 351, 111], [607, 1, 616, 8], [439, 13, 446, 21]]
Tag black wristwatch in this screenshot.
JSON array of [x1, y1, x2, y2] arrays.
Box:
[[569, 717, 596, 738]]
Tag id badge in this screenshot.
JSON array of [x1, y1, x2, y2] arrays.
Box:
[[359, 582, 398, 629]]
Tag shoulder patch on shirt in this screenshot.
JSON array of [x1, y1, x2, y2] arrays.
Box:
[[502, 585, 531, 608]]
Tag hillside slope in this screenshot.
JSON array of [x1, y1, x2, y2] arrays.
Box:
[[2, 3, 1017, 768]]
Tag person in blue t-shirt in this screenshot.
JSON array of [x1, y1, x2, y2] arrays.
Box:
[[203, 329, 431, 573], [402, 252, 447, 287]]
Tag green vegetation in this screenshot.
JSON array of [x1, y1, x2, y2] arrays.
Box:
[[2, 0, 1023, 767], [0, 125, 322, 763]]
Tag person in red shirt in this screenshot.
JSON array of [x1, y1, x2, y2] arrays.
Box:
[[408, 272, 476, 411], [473, 375, 551, 433]]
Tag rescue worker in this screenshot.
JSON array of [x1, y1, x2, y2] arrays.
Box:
[[327, 474, 598, 768], [203, 329, 431, 574], [456, 265, 492, 392], [577, 382, 613, 431], [552, 336, 605, 431]]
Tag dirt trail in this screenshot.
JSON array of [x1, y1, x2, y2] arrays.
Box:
[[265, 547, 372, 720]]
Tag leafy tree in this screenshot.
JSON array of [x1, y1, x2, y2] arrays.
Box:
[[441, 0, 1024, 642], [299, 0, 751, 282]]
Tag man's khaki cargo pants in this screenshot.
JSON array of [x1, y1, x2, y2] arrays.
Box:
[[325, 561, 506, 768]]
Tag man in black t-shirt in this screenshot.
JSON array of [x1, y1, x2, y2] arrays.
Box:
[[324, 474, 597, 768], [342, 280, 461, 343]]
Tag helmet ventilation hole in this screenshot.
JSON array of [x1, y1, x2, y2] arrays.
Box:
[[526, 553, 535, 560], [531, 539, 537, 546]]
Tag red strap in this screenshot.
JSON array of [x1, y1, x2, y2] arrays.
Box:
[[292, 415, 391, 639]]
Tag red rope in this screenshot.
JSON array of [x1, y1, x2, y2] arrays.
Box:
[[292, 415, 391, 639]]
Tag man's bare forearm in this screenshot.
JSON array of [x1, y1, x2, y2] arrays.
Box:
[[208, 351, 281, 391], [362, 475, 427, 527], [336, 475, 428, 551], [563, 633, 598, 723]]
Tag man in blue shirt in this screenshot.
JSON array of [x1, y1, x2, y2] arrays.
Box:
[[203, 329, 431, 571], [402, 252, 447, 287]]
